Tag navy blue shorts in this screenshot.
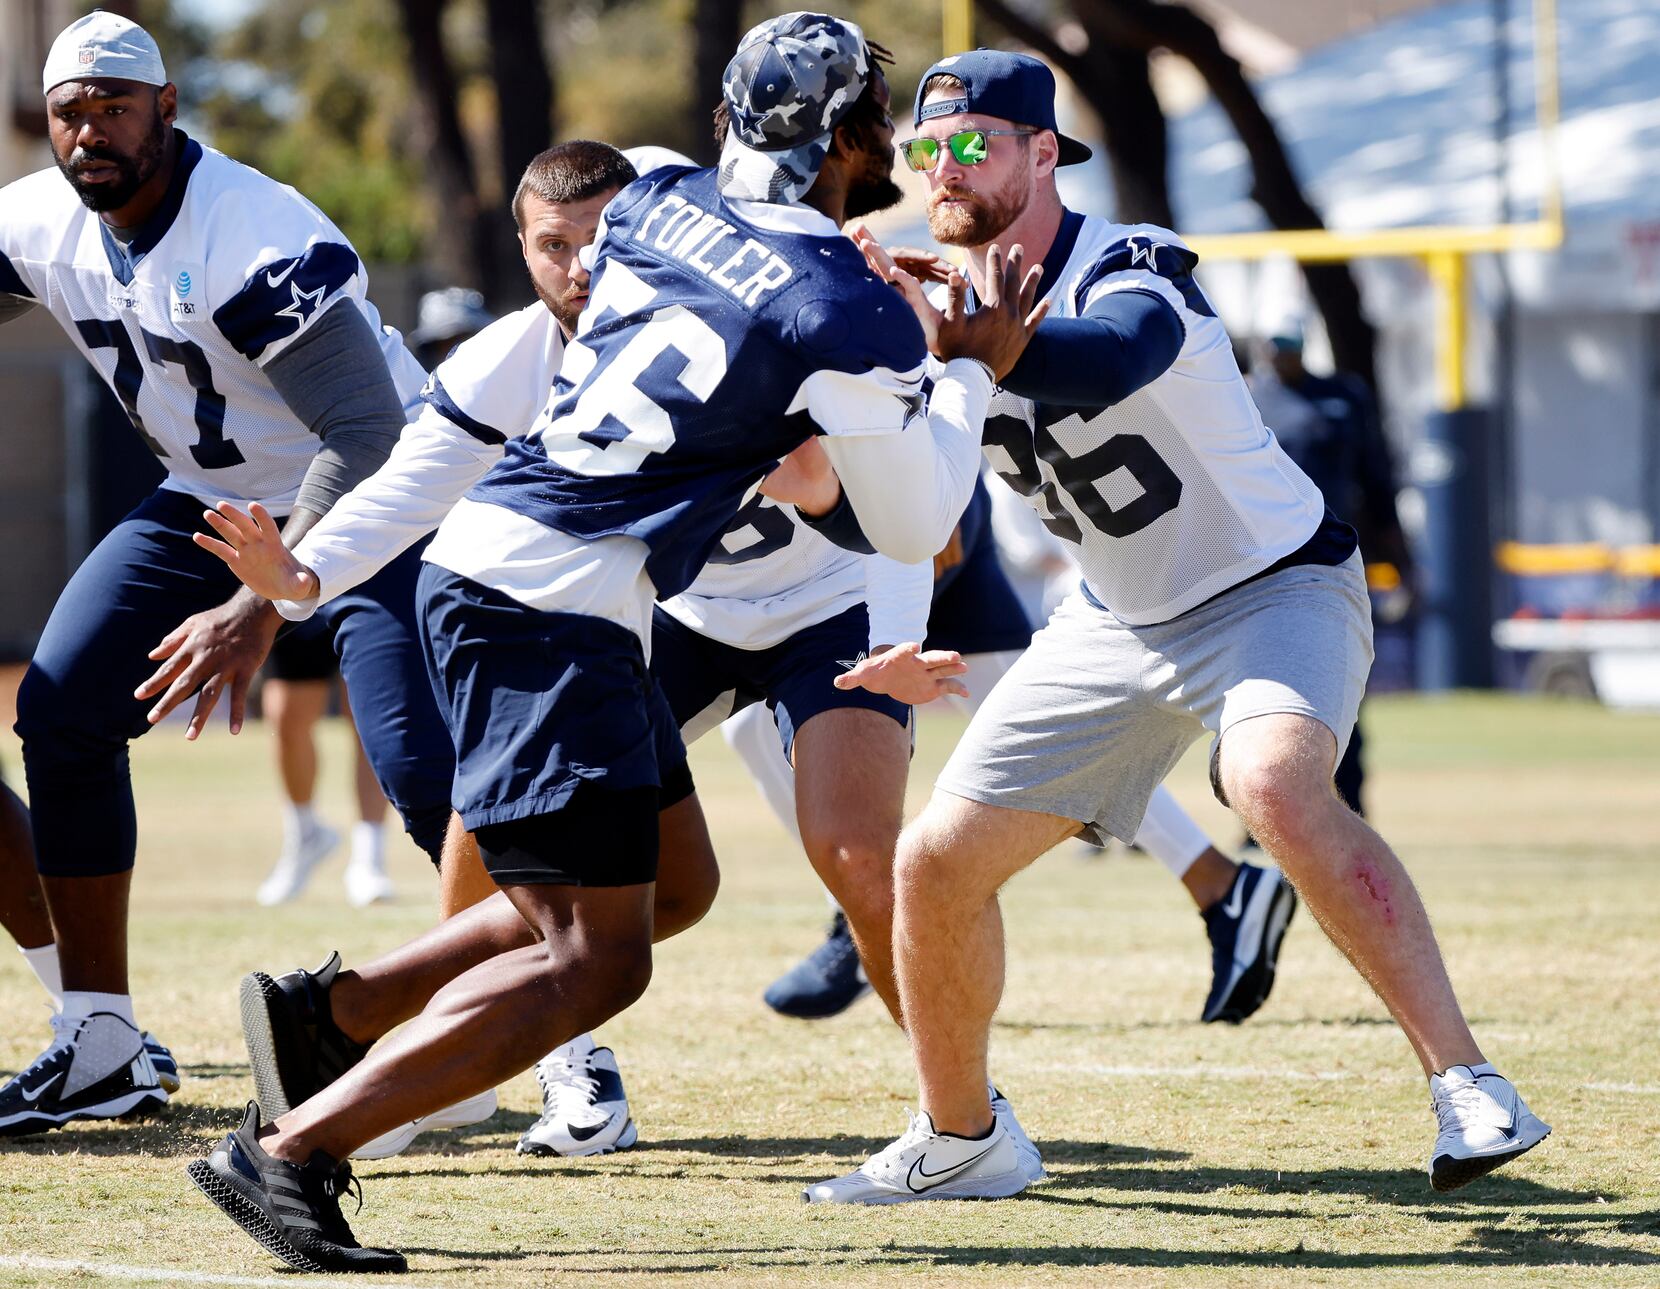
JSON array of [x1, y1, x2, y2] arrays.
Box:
[[14, 488, 454, 874], [265, 615, 339, 683], [926, 517, 1034, 657], [418, 564, 688, 885], [650, 602, 909, 761]]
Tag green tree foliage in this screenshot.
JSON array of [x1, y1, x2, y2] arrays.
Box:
[[132, 0, 429, 263]]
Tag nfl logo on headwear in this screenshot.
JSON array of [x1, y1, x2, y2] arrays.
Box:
[[79, 46, 96, 65]]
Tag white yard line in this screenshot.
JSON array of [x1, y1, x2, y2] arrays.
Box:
[[1584, 1080, 1660, 1095], [0, 1254, 448, 1288], [1045, 1062, 1660, 1096], [1045, 1061, 1396, 1082]]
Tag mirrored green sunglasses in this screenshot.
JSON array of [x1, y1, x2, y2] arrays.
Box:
[[898, 129, 1037, 172]]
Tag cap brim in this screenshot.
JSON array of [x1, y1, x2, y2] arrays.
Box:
[[1056, 134, 1092, 166]]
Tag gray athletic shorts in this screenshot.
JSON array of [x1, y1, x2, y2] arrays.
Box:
[[935, 553, 1373, 844]]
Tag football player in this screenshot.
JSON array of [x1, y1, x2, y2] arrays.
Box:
[[807, 51, 1549, 1203], [186, 123, 1031, 1167], [185, 14, 1045, 1270], [749, 473, 1298, 1026], [0, 13, 454, 1135]]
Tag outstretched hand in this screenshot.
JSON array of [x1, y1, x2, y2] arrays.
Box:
[[134, 588, 281, 738], [854, 229, 1048, 381], [833, 641, 969, 705], [192, 501, 319, 604], [848, 223, 953, 284]]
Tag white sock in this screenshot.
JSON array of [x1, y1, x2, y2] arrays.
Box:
[[350, 821, 385, 869], [19, 943, 63, 1011], [61, 990, 137, 1028], [282, 801, 319, 841], [1133, 786, 1213, 880]]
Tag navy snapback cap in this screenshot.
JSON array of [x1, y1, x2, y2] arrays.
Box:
[[913, 49, 1092, 166]]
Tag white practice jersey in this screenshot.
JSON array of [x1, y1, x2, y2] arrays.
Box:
[[979, 215, 1326, 625], [0, 134, 424, 512], [290, 300, 931, 649]]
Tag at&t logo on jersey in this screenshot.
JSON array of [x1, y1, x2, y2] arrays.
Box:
[[170, 263, 203, 320]]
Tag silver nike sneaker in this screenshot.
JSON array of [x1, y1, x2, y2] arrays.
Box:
[[803, 1110, 1029, 1204], [1428, 1065, 1551, 1192]]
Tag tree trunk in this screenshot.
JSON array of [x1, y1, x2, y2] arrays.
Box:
[[1080, 0, 1380, 391], [484, 0, 554, 306], [976, 0, 1172, 228], [391, 0, 491, 296], [691, 0, 746, 164]]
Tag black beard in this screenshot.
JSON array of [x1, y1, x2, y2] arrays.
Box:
[[845, 174, 904, 221], [57, 118, 167, 213]]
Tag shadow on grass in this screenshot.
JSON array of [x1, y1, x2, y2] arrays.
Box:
[[0, 1099, 240, 1155], [389, 1171, 1659, 1273]]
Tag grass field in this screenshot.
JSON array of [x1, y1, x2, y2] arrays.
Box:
[[0, 692, 1657, 1287]]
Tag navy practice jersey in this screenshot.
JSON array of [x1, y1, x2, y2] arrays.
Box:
[[453, 165, 930, 604], [0, 131, 425, 511]]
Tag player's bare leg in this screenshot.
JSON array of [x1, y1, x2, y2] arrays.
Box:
[[891, 793, 1079, 1135], [438, 813, 496, 918], [256, 678, 338, 906], [1216, 712, 1548, 1189], [514, 791, 717, 1159], [1133, 784, 1298, 1022], [268, 678, 329, 812], [792, 708, 909, 1022], [341, 697, 394, 906], [42, 873, 130, 994], [325, 890, 537, 1044], [1215, 712, 1480, 1075], [264, 881, 656, 1163], [0, 780, 53, 954], [330, 793, 718, 1043]]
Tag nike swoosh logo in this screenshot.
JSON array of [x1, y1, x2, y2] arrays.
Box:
[[566, 1119, 611, 1142], [17, 1071, 61, 1103], [266, 261, 297, 288], [907, 1142, 997, 1192], [1220, 878, 1247, 920]]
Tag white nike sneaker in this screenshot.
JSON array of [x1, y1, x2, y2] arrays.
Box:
[[1428, 1066, 1551, 1192], [352, 1088, 498, 1160], [256, 821, 340, 907], [803, 1110, 1029, 1204], [990, 1085, 1047, 1183], [342, 854, 396, 908], [517, 1039, 637, 1157]]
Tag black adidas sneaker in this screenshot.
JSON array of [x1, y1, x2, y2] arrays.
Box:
[[187, 1101, 406, 1272], [239, 950, 370, 1117], [0, 1012, 167, 1136]]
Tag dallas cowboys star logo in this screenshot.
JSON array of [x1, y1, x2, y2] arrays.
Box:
[[274, 279, 326, 329], [725, 81, 770, 140]]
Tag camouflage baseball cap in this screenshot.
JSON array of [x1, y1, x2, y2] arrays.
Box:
[[718, 12, 870, 204]]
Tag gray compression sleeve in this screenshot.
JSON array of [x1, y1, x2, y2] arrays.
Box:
[[264, 299, 406, 517]]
